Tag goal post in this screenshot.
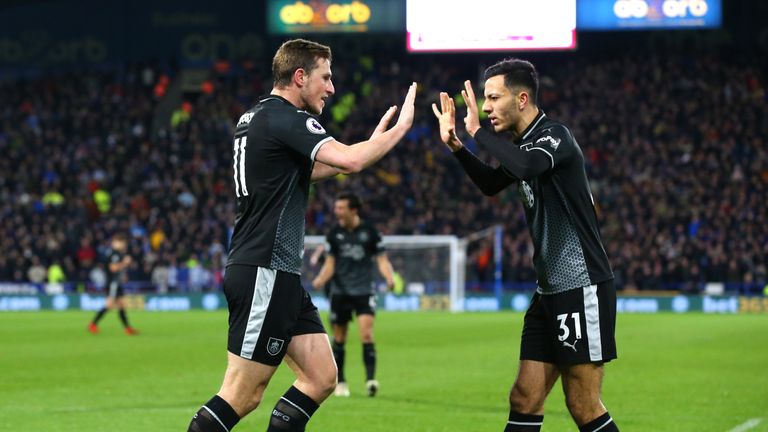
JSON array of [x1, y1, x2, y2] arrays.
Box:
[[303, 235, 466, 312]]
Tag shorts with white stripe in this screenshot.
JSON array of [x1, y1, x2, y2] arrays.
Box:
[[107, 281, 124, 298], [224, 265, 325, 366], [520, 280, 617, 366]]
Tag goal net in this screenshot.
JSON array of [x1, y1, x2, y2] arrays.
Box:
[[302, 235, 466, 311]]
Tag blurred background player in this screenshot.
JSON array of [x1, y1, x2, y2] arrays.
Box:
[[88, 233, 138, 335], [433, 59, 618, 432], [312, 193, 395, 397]]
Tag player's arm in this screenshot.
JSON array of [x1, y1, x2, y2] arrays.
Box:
[[461, 80, 550, 180], [375, 253, 395, 290], [314, 83, 417, 174], [309, 245, 325, 267], [311, 101, 403, 182], [432, 91, 516, 196], [109, 255, 132, 273], [453, 148, 517, 196], [310, 162, 341, 182], [473, 130, 550, 180], [311, 255, 336, 290]]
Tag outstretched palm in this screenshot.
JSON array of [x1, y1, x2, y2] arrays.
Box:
[[461, 80, 481, 137], [431, 92, 461, 151], [370, 105, 397, 139]]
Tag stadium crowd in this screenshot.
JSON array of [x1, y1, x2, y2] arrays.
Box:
[[1, 50, 766, 294]]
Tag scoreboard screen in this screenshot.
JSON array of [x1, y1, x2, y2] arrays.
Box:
[[406, 0, 577, 52]]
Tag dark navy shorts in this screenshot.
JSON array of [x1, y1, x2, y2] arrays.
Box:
[[520, 280, 617, 366], [224, 265, 325, 366]]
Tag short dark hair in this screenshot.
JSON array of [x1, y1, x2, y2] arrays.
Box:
[[336, 193, 361, 211], [112, 233, 128, 242], [483, 58, 539, 105], [272, 39, 332, 88]]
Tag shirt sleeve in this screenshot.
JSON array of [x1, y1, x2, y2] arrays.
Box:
[[452, 146, 517, 196], [371, 228, 385, 255], [272, 110, 334, 161], [325, 231, 338, 257], [474, 128, 552, 181], [527, 125, 576, 171]]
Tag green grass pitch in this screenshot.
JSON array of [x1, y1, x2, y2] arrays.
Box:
[[0, 310, 766, 431]]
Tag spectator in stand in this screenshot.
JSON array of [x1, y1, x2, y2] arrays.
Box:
[[1, 53, 766, 293]]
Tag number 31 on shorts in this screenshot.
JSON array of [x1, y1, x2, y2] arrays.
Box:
[[556, 312, 582, 342]]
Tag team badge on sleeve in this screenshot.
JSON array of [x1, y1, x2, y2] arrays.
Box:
[[306, 118, 326, 134]]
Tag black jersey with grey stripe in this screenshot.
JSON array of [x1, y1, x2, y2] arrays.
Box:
[[227, 95, 333, 274], [106, 249, 127, 286], [512, 111, 613, 294], [326, 222, 384, 295]]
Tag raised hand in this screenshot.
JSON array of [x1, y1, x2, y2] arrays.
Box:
[[431, 92, 463, 151], [461, 80, 481, 137], [370, 105, 397, 139], [395, 82, 418, 129]]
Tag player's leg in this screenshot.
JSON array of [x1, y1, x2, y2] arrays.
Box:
[[89, 295, 114, 333], [356, 294, 378, 396], [505, 360, 559, 431], [219, 353, 279, 413], [558, 282, 619, 431], [266, 283, 335, 431], [561, 363, 618, 431], [269, 333, 336, 430], [114, 295, 138, 334], [188, 265, 289, 431], [331, 321, 350, 396], [284, 333, 336, 399], [189, 352, 277, 432], [505, 293, 559, 432], [329, 294, 352, 396]]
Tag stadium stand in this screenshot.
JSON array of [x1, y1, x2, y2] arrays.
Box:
[[1, 49, 766, 294]]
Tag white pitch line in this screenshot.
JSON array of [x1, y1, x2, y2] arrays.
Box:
[[727, 418, 763, 432]]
